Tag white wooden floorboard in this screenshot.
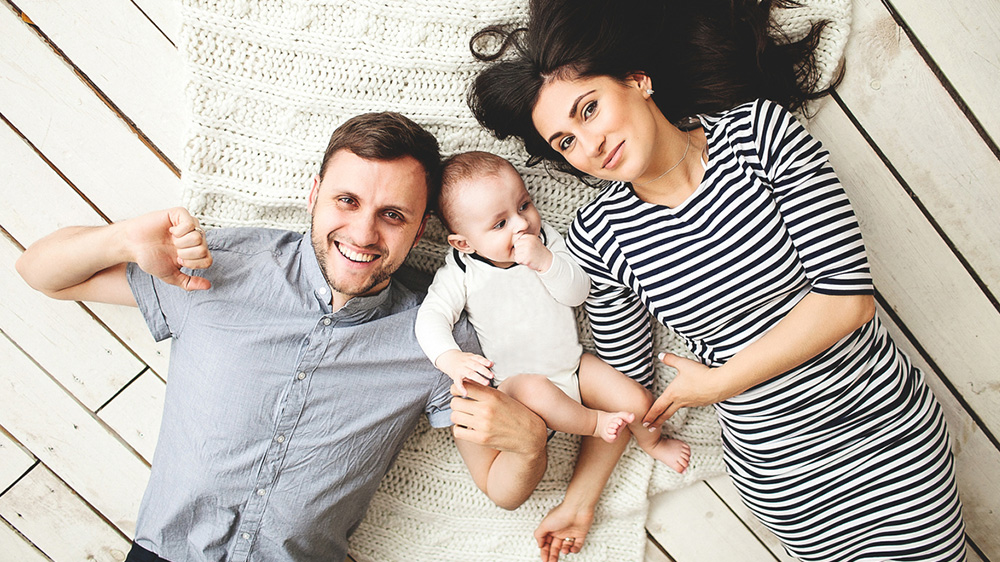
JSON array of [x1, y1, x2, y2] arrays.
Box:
[[888, 0, 1000, 146], [133, 0, 181, 45], [0, 465, 131, 562], [0, 4, 180, 222], [0, 332, 149, 537], [98, 371, 166, 464], [0, 430, 34, 493], [878, 306, 1000, 555], [810, 102, 1000, 437], [15, 0, 185, 165], [839, 0, 1000, 298], [0, 517, 52, 562], [647, 479, 778, 562], [0, 107, 172, 378], [1, 237, 144, 411]]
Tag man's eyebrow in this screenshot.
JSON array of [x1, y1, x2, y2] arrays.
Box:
[[546, 89, 596, 144]]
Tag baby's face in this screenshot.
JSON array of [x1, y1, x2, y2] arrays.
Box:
[[450, 167, 542, 267]]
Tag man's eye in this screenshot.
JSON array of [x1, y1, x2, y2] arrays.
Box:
[[385, 211, 402, 221], [582, 100, 597, 119], [338, 197, 356, 205], [559, 136, 575, 151]]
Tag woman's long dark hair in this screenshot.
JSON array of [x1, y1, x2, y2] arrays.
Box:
[[468, 0, 837, 178]]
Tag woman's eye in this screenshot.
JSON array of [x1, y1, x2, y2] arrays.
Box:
[[559, 136, 575, 151], [582, 100, 597, 119]]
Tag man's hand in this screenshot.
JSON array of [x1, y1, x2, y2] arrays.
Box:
[[127, 207, 213, 291], [434, 350, 494, 397], [513, 233, 553, 273], [451, 382, 547, 454]]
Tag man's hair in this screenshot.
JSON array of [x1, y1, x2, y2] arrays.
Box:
[[319, 112, 442, 213], [438, 151, 519, 232]]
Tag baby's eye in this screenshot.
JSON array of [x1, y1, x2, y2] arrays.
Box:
[[492, 219, 507, 230], [558, 135, 575, 151], [582, 100, 597, 119], [518, 201, 532, 212]]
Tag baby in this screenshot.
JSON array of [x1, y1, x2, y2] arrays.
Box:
[[415, 151, 690, 475]]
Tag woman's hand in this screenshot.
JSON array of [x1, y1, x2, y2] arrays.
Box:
[[642, 353, 726, 429], [534, 501, 594, 562]]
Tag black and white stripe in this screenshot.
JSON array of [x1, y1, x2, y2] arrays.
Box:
[[567, 99, 967, 561]]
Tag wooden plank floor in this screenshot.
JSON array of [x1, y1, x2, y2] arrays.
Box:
[[1, 0, 997, 560]]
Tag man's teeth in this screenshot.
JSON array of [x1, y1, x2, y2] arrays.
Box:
[[338, 244, 375, 263]]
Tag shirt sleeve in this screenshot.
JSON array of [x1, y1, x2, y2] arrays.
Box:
[[127, 261, 193, 342], [414, 251, 469, 365], [754, 99, 873, 296], [536, 222, 590, 307], [567, 213, 656, 388]]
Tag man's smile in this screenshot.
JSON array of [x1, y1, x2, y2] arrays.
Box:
[[335, 241, 379, 263]]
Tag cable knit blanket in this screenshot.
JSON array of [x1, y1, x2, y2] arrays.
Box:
[[177, 1, 850, 559]]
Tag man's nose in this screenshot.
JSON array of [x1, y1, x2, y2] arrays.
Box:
[[348, 213, 379, 246]]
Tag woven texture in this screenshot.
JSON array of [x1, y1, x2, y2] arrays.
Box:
[[177, 1, 850, 560]]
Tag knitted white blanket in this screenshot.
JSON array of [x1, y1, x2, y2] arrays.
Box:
[[178, 1, 850, 560]]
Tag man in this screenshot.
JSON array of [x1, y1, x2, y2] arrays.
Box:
[[16, 112, 548, 561]]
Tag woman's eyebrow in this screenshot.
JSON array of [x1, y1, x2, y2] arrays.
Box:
[[546, 89, 596, 144]]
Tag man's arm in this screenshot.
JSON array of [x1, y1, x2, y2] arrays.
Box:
[[451, 383, 549, 510], [16, 207, 212, 305]]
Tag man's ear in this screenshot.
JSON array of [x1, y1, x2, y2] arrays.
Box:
[[307, 174, 321, 213], [447, 233, 474, 254]]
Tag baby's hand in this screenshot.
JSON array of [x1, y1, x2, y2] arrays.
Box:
[[434, 350, 495, 397], [513, 233, 553, 273]]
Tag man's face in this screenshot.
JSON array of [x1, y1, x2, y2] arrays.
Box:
[[308, 150, 428, 310]]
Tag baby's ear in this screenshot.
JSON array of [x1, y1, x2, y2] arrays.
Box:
[[447, 234, 474, 254]]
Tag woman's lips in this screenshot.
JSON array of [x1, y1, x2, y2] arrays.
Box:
[[603, 141, 624, 169]]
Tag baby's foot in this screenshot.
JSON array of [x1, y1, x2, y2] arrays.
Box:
[[649, 438, 691, 473], [594, 411, 635, 443]]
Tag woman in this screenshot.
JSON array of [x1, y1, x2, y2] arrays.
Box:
[[468, 1, 968, 560]]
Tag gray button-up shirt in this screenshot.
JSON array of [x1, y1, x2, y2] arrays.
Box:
[[127, 228, 469, 561]]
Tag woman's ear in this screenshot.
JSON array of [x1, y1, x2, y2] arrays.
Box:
[[447, 234, 474, 254], [628, 73, 653, 98]]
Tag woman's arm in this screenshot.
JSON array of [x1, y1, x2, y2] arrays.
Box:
[[643, 291, 875, 426]]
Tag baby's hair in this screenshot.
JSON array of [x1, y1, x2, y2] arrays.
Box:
[[438, 151, 519, 232]]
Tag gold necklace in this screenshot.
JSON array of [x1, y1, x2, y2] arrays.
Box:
[[633, 131, 691, 188]]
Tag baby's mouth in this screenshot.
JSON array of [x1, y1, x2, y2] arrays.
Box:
[[336, 242, 378, 263]]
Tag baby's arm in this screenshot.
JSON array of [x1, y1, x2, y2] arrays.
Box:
[[415, 253, 494, 395], [536, 223, 590, 306]]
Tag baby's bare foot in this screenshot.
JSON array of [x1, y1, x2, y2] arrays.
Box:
[[650, 438, 691, 473], [594, 411, 635, 443]]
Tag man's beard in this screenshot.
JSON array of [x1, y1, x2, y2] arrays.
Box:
[[311, 230, 394, 300]]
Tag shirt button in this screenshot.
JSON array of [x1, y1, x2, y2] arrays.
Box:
[[317, 287, 327, 294], [297, 371, 306, 380], [276, 435, 286, 443], [242, 533, 251, 540], [257, 488, 266, 496], [322, 317, 332, 326]]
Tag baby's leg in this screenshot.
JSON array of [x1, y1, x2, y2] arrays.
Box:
[[577, 354, 691, 473], [499, 374, 632, 443]]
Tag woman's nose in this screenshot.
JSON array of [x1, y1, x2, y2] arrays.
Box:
[[579, 130, 605, 157]]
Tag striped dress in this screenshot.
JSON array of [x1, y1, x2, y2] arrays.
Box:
[[566, 99, 967, 561]]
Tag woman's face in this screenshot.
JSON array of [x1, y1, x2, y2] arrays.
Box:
[[532, 74, 663, 183]]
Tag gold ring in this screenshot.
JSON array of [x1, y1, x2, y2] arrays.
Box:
[[194, 227, 205, 235], [563, 537, 575, 543]]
